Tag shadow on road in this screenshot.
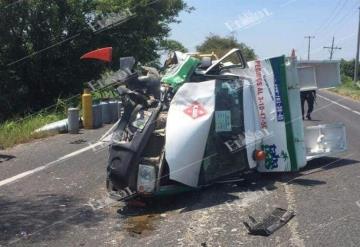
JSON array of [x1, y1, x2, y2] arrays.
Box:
[[303, 156, 359, 171], [119, 172, 278, 217], [287, 178, 326, 186], [261, 156, 359, 185], [0, 194, 107, 245], [117, 172, 281, 235], [115, 156, 359, 236], [0, 154, 15, 163], [119, 156, 359, 220]]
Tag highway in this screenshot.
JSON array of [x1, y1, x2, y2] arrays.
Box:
[[0, 90, 359, 247]]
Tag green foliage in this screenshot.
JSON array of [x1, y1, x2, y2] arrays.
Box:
[[196, 34, 256, 61], [0, 112, 66, 149], [330, 75, 360, 101], [160, 39, 188, 53], [329, 60, 360, 101], [340, 59, 359, 80], [0, 0, 190, 122]]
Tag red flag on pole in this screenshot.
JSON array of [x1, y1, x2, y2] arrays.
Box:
[[80, 47, 112, 62]]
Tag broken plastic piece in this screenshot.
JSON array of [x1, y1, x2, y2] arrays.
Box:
[[243, 208, 295, 236]]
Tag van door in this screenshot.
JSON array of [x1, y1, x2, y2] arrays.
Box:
[[297, 61, 341, 91], [304, 123, 347, 161]]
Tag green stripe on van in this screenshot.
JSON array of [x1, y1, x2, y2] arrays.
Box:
[[270, 56, 298, 171]]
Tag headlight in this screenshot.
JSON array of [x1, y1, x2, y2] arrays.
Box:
[[131, 110, 152, 130], [160, 85, 166, 93], [137, 165, 156, 193]]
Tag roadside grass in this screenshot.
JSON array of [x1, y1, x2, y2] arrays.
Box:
[[329, 76, 360, 101], [0, 113, 66, 149], [0, 70, 122, 150], [0, 88, 117, 150]]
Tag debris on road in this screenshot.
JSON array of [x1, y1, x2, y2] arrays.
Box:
[[243, 208, 295, 236], [34, 119, 68, 134], [69, 139, 87, 144]]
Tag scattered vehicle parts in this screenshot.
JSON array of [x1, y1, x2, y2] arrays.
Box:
[[243, 208, 295, 236]]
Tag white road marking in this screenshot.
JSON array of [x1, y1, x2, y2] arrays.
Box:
[[0, 141, 105, 188], [318, 94, 360, 116]]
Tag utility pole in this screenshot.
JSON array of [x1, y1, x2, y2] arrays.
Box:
[[305, 36, 315, 60], [354, 7, 360, 84], [323, 36, 342, 60]]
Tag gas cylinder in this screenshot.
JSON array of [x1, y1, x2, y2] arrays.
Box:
[[68, 107, 80, 134], [82, 89, 93, 129]]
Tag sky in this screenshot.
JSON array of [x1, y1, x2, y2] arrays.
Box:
[[169, 0, 359, 60]]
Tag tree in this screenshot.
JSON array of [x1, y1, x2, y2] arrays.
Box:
[[196, 34, 256, 61], [0, 0, 191, 121], [340, 59, 357, 79], [159, 39, 188, 53]]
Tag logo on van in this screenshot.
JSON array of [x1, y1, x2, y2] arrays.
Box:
[[261, 144, 288, 170], [184, 101, 207, 119]]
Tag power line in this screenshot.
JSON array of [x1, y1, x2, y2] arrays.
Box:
[[317, 0, 349, 36], [299, 1, 343, 60], [312, 0, 343, 35], [323, 36, 342, 60], [332, 2, 358, 34], [293, 2, 338, 55], [304, 35, 315, 60], [6, 0, 161, 67], [307, 1, 355, 60], [7, 12, 136, 66], [7, 33, 81, 66]]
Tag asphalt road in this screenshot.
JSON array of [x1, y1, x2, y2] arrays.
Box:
[[0, 90, 359, 247]]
